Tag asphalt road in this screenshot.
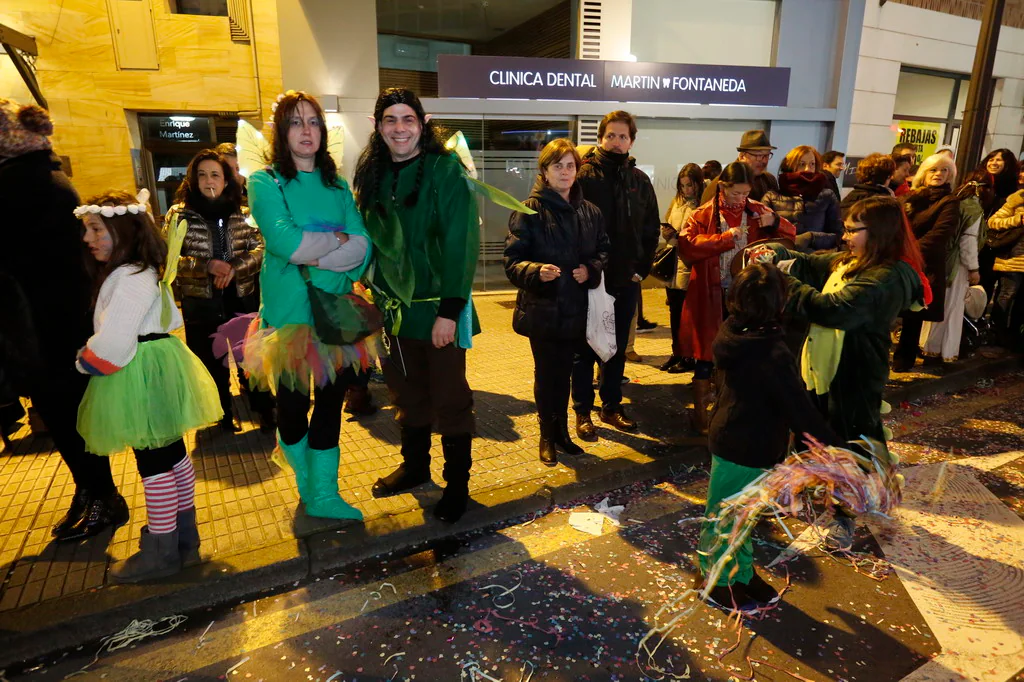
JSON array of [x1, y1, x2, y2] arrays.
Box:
[[10, 373, 1024, 682]]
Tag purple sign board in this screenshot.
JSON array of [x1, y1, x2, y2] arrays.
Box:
[[438, 55, 790, 107]]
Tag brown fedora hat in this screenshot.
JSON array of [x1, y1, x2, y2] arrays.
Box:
[[737, 129, 776, 152]]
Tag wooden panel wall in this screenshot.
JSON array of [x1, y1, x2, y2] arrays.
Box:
[[476, 0, 571, 59], [1, 0, 282, 198], [891, 0, 1024, 29]]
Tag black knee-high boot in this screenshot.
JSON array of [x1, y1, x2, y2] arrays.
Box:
[[434, 433, 472, 523], [372, 424, 432, 497]]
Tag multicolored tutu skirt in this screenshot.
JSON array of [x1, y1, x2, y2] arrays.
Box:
[[77, 336, 223, 456], [240, 319, 381, 395]]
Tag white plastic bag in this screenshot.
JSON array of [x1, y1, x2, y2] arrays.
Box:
[[587, 275, 617, 362]]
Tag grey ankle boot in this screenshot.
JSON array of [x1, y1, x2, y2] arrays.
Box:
[[110, 527, 182, 584], [177, 508, 201, 567]]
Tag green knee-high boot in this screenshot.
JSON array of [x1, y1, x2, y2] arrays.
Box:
[[277, 432, 313, 503], [306, 445, 364, 521]]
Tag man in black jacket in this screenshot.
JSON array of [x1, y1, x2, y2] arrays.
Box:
[[0, 99, 127, 541], [572, 110, 659, 436], [821, 150, 846, 199]]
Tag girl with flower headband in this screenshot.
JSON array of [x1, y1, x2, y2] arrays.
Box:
[[75, 189, 222, 582], [242, 90, 374, 521]]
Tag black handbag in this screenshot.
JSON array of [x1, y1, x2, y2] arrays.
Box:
[[649, 243, 677, 283], [299, 266, 383, 346], [986, 225, 1024, 250]]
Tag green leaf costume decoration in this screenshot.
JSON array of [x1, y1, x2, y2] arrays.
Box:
[[362, 132, 534, 341], [160, 218, 187, 328]]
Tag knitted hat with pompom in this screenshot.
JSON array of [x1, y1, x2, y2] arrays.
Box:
[[0, 98, 54, 158]]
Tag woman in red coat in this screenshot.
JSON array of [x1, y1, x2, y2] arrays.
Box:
[[678, 161, 796, 433]]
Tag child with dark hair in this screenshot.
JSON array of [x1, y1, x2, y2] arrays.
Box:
[[75, 189, 222, 582], [678, 161, 796, 433], [698, 262, 839, 611]]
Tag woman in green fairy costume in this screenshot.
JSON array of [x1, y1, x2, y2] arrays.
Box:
[[244, 91, 374, 521], [353, 89, 481, 523]]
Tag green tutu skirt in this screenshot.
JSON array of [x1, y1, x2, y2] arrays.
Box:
[[77, 336, 223, 456]]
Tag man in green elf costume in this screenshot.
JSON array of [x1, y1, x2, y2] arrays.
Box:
[[353, 89, 481, 523]]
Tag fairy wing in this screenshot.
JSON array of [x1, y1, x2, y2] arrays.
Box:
[[445, 131, 477, 180], [236, 120, 270, 178], [327, 123, 345, 171], [160, 218, 188, 327], [443, 130, 535, 215]]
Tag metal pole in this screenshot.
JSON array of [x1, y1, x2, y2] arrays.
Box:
[[955, 0, 1004, 176]]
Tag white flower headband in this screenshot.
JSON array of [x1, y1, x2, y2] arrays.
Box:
[[74, 189, 150, 219], [270, 90, 297, 114]]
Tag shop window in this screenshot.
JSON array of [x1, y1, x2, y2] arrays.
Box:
[[631, 0, 777, 67], [170, 0, 228, 17], [893, 67, 972, 154], [377, 0, 571, 97], [895, 71, 957, 119]]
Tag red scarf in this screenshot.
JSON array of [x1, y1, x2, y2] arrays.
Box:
[[898, 211, 933, 306], [779, 171, 828, 200]]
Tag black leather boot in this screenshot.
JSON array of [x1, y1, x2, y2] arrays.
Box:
[[552, 414, 584, 455], [58, 492, 130, 542], [538, 417, 557, 466], [434, 433, 471, 523], [372, 424, 432, 497], [52, 489, 90, 538]]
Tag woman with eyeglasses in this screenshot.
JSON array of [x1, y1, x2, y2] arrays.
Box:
[[751, 196, 929, 548], [761, 145, 843, 251], [891, 153, 960, 372], [244, 91, 373, 521], [504, 138, 610, 466], [754, 196, 928, 444]]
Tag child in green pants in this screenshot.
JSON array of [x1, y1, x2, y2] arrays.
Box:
[[698, 263, 839, 611]]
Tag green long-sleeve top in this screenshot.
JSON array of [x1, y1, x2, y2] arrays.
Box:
[[248, 168, 371, 329], [781, 251, 923, 441], [366, 152, 481, 341]]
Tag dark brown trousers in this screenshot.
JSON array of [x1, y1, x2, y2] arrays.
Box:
[[381, 335, 474, 435]]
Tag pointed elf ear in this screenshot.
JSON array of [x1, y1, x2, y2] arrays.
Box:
[[424, 114, 433, 124], [367, 116, 377, 125], [136, 188, 151, 205]]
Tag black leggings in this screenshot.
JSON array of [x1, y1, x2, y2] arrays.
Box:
[[277, 369, 354, 449], [32, 369, 116, 495], [666, 288, 686, 357], [133, 439, 187, 478]]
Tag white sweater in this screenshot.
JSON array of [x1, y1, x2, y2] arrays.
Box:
[[76, 265, 183, 375]]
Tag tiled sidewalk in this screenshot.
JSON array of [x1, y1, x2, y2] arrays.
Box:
[[0, 287, 1011, 615], [0, 288, 692, 614]]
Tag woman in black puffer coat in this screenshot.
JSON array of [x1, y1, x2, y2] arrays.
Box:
[[762, 145, 842, 251], [505, 138, 610, 466]]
